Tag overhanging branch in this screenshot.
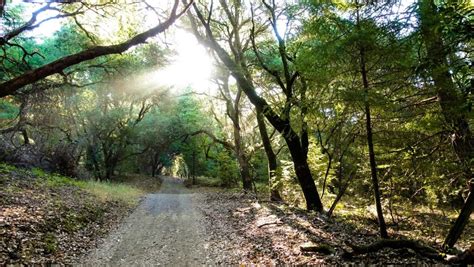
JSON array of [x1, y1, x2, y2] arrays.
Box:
[[0, 0, 192, 98], [187, 130, 235, 151]]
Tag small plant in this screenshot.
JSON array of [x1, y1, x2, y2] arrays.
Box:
[[31, 168, 48, 178], [0, 163, 17, 173], [42, 232, 58, 254], [46, 174, 81, 187]]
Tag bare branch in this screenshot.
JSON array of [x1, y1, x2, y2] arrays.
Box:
[[1, 3, 85, 46], [0, 4, 51, 45]]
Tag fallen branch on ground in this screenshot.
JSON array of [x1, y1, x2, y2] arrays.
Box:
[[257, 221, 283, 228], [446, 244, 474, 265], [342, 239, 444, 261]]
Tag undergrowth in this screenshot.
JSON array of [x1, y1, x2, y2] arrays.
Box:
[[28, 166, 145, 205], [251, 179, 473, 249], [190, 176, 224, 187], [81, 181, 143, 205]]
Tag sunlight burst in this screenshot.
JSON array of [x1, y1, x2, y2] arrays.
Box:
[[152, 30, 215, 94]]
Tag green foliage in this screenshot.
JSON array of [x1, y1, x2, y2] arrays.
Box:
[[279, 160, 306, 209], [191, 176, 222, 187], [32, 168, 81, 187], [39, 168, 144, 205], [0, 100, 19, 120], [210, 149, 239, 187], [169, 155, 189, 178], [0, 162, 16, 171]]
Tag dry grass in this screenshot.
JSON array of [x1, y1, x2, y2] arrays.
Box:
[[28, 167, 145, 206], [80, 181, 144, 206]]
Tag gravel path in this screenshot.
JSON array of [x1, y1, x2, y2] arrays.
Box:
[[83, 177, 215, 266]]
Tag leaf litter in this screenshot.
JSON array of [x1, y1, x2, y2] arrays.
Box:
[[198, 190, 450, 265], [0, 169, 134, 265]]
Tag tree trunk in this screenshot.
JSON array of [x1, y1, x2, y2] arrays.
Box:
[[256, 108, 282, 201], [444, 190, 474, 248], [232, 104, 251, 190], [358, 18, 388, 237], [21, 129, 29, 145], [328, 172, 354, 218], [104, 152, 118, 181], [229, 86, 252, 191], [105, 166, 113, 181], [238, 153, 252, 191], [157, 164, 164, 176], [420, 0, 473, 176], [419, 0, 473, 247], [151, 153, 158, 177], [87, 143, 102, 180], [192, 150, 196, 185], [364, 100, 388, 239], [286, 135, 324, 211]]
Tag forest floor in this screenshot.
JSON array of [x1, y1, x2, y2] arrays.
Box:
[[83, 176, 472, 265], [2, 166, 472, 265], [0, 164, 154, 265], [198, 191, 457, 265]]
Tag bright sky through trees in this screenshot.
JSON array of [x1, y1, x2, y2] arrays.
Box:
[[152, 30, 215, 94], [23, 2, 215, 94]]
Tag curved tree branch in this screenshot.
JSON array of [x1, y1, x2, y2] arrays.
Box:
[[0, 0, 192, 98], [0, 4, 52, 46], [187, 129, 235, 151]]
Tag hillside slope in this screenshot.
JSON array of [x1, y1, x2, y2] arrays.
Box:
[[0, 164, 144, 264]]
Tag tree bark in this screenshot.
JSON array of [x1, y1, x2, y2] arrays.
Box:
[[361, 58, 388, 239], [356, 8, 388, 238], [234, 127, 252, 191], [365, 101, 388, 239], [256, 107, 282, 201], [104, 153, 118, 181], [418, 0, 473, 248], [328, 172, 354, 218], [286, 134, 324, 211], [444, 190, 474, 248], [237, 153, 252, 191], [229, 87, 253, 191], [212, 74, 253, 191], [188, 127, 252, 191], [192, 150, 196, 185], [151, 166, 156, 177], [21, 129, 29, 145]]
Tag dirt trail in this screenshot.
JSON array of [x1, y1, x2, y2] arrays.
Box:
[[83, 177, 214, 266]]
